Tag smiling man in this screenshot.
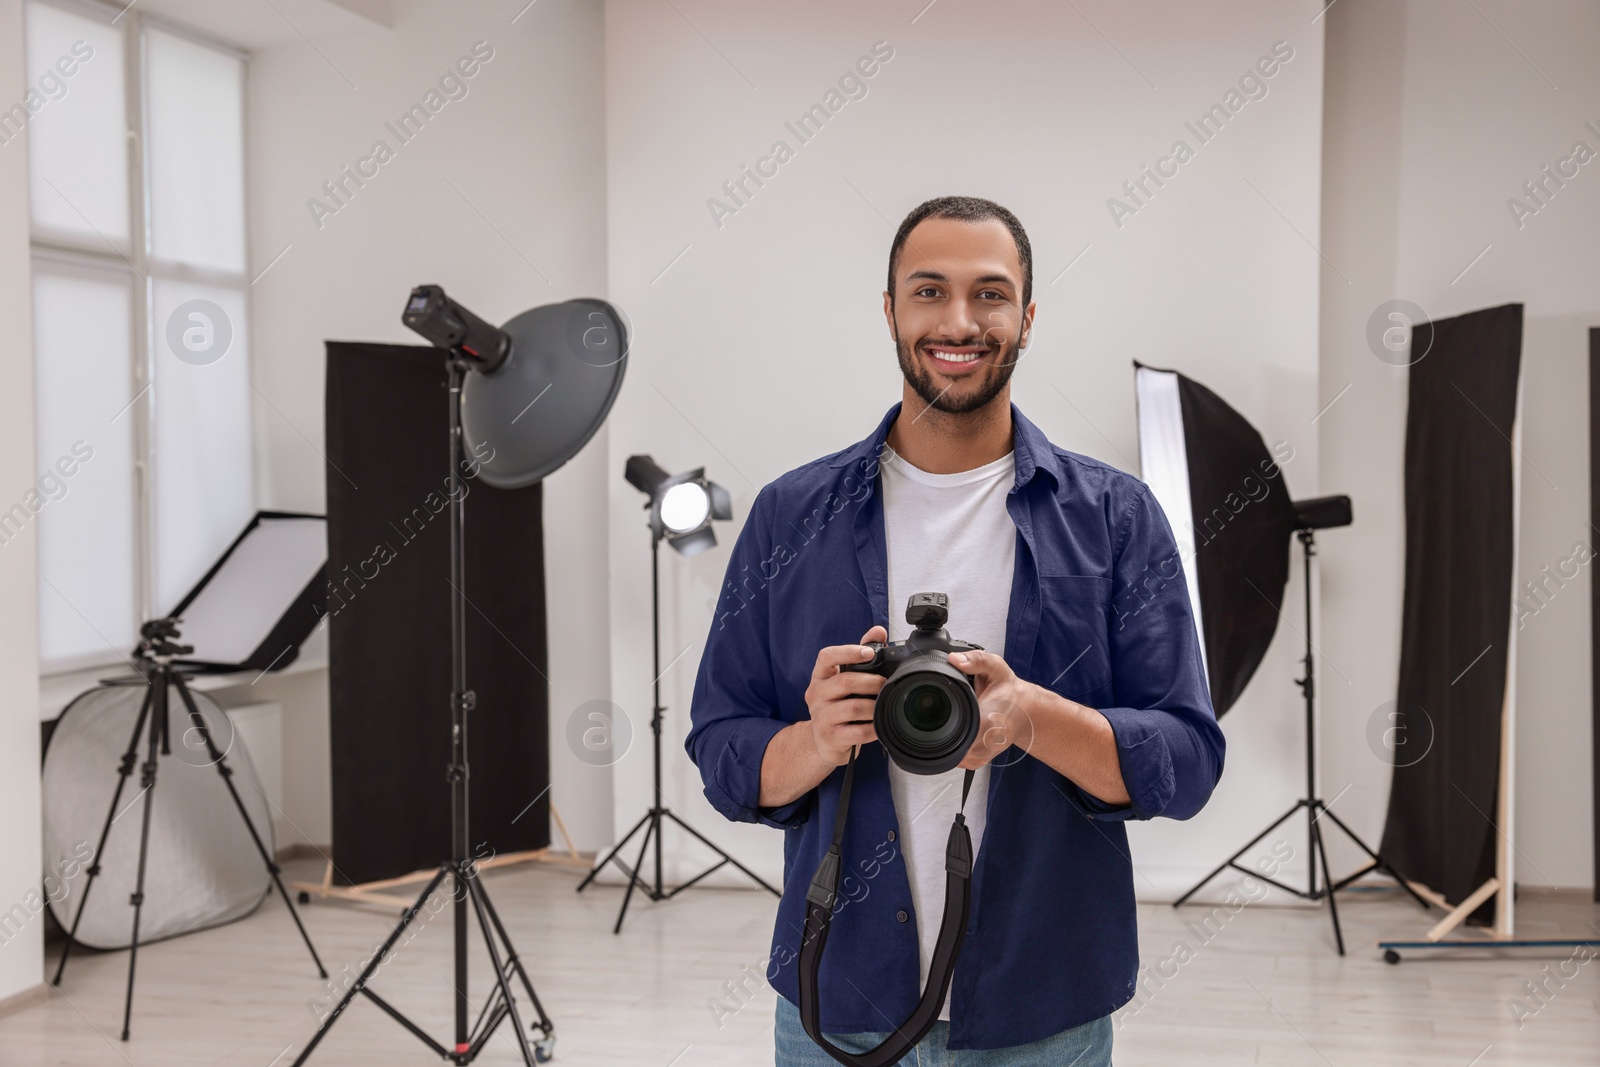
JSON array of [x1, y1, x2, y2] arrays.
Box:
[[687, 196, 1225, 1065]]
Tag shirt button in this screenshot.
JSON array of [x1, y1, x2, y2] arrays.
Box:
[[886, 830, 896, 842], [896, 910, 908, 923]]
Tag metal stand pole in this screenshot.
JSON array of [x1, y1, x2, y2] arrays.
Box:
[[1174, 529, 1432, 955], [290, 354, 554, 1065], [576, 532, 779, 932]]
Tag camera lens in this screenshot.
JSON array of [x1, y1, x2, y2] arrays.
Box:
[[874, 656, 980, 775], [902, 683, 951, 732]]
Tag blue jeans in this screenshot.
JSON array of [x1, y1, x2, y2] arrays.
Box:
[[774, 995, 1113, 1066]]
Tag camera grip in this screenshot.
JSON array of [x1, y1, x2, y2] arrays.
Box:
[[838, 642, 888, 673]]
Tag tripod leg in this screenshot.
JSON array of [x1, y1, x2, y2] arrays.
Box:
[[613, 813, 656, 935], [291, 866, 451, 1067], [1318, 806, 1432, 912], [171, 677, 327, 978], [121, 692, 165, 1041], [663, 809, 781, 896], [464, 870, 538, 1066], [1311, 816, 1345, 956], [1173, 801, 1304, 908], [474, 877, 555, 1038], [53, 685, 155, 987], [576, 810, 652, 894]]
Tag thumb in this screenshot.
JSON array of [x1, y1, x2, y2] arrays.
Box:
[[949, 648, 991, 675]]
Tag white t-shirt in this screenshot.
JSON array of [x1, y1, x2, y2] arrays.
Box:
[[878, 443, 1016, 1021]]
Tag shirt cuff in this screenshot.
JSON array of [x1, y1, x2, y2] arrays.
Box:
[[1077, 706, 1176, 821], [702, 716, 812, 830]]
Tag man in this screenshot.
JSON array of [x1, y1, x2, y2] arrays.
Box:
[[686, 196, 1224, 1065]]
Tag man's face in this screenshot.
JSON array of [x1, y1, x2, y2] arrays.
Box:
[[883, 216, 1035, 415]]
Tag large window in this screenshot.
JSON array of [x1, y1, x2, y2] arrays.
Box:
[[24, 0, 253, 673]]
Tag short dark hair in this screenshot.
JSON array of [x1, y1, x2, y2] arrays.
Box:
[[887, 196, 1033, 309]]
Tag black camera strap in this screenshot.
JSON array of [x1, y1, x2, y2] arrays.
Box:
[[797, 746, 976, 1066]]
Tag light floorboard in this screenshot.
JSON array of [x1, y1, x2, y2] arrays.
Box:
[[0, 859, 1595, 1065]]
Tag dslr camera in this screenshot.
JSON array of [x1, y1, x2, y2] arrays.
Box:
[[840, 592, 983, 775]]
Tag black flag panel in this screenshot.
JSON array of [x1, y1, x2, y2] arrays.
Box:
[[324, 341, 551, 886], [1379, 303, 1522, 917]]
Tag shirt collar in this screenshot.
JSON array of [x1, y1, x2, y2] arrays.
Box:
[[828, 399, 1062, 491]]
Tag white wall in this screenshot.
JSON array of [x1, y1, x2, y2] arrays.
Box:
[[603, 0, 1326, 897], [1320, 0, 1596, 891], [246, 0, 615, 854], [0, 0, 44, 1003]]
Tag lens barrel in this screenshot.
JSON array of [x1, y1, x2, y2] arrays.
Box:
[[874, 653, 980, 775]]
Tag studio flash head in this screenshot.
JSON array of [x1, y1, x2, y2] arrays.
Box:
[[402, 284, 512, 372], [841, 591, 983, 775]]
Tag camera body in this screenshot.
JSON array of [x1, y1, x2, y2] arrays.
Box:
[[840, 592, 984, 775]]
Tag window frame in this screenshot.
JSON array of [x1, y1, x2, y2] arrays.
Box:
[[27, 0, 254, 675]]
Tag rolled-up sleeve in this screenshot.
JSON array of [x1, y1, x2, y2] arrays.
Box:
[[1079, 484, 1225, 822], [685, 484, 811, 830]]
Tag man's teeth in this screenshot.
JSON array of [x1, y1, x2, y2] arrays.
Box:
[[929, 350, 981, 363]]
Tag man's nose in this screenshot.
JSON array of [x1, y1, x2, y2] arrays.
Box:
[[939, 298, 983, 342]]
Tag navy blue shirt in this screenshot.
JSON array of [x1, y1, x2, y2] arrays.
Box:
[[686, 401, 1224, 1050]]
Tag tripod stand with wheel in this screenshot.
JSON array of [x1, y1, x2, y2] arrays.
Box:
[[291, 351, 555, 1066], [52, 618, 327, 1040], [575, 514, 780, 934], [1173, 526, 1433, 954]]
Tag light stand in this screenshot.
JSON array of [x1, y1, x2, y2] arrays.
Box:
[[52, 619, 327, 1040], [576, 458, 780, 932], [1173, 518, 1433, 954], [291, 354, 555, 1066]]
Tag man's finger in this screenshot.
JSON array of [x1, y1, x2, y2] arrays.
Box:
[[812, 642, 880, 681], [819, 672, 887, 701], [832, 723, 878, 747], [949, 648, 1001, 676]]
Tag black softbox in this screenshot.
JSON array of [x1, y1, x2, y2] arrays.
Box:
[[1134, 363, 1299, 716]]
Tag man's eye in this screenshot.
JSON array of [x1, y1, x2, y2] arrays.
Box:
[[915, 287, 940, 298], [979, 289, 1006, 300]]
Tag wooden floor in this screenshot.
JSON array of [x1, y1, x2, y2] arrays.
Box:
[[2, 858, 1596, 1065]]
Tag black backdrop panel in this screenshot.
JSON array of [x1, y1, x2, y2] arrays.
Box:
[[1379, 303, 1522, 917], [325, 341, 550, 886], [1591, 327, 1599, 903]]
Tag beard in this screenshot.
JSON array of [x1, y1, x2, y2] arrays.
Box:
[[894, 330, 1021, 415]]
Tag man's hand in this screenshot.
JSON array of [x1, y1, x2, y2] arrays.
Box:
[[804, 625, 888, 766], [949, 648, 1132, 804], [949, 648, 1039, 771], [758, 626, 889, 808]]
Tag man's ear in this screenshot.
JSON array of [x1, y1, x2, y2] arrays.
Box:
[[1019, 300, 1037, 351], [882, 290, 897, 343]]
